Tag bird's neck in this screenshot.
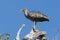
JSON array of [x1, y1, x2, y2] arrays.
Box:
[[24, 10, 28, 16]]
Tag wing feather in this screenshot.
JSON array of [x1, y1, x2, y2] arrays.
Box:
[[29, 11, 47, 18]]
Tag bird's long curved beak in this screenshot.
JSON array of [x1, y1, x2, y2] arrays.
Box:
[[19, 9, 22, 12], [17, 9, 22, 15]]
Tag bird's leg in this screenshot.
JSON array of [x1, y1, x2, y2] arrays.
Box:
[[33, 21, 36, 32], [34, 21, 36, 29]]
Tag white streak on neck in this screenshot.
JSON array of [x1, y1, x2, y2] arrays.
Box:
[[24, 9, 28, 16]]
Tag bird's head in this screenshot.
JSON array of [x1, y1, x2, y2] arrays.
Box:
[[20, 8, 28, 16], [20, 8, 27, 12]]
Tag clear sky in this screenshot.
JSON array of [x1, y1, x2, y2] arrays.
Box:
[[0, 0, 60, 40]]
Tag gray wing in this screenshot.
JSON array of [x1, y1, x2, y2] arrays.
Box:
[[29, 11, 48, 19]]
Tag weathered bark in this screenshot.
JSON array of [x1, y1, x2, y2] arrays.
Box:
[[23, 26, 47, 40]]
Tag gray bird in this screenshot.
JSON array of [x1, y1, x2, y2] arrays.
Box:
[[21, 8, 49, 28]]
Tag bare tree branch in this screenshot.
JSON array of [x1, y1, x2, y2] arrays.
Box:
[[15, 24, 25, 40]]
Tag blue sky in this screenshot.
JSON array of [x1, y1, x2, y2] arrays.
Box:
[[0, 0, 60, 40]]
